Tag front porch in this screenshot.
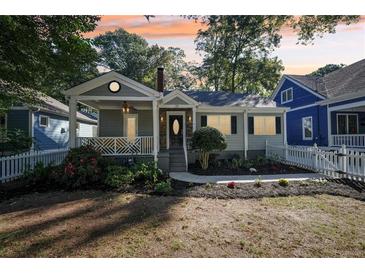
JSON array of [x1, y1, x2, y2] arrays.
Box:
[[328, 99, 365, 148]]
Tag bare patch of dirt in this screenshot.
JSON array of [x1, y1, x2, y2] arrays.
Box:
[[0, 191, 364, 257]]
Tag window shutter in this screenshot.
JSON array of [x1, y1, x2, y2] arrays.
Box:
[[248, 117, 254, 134], [201, 115, 207, 127], [231, 116, 237, 134], [276, 116, 281, 134]]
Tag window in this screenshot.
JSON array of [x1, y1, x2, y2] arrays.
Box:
[[39, 115, 49, 127], [281, 88, 293, 104], [302, 116, 313, 140], [337, 113, 358, 134], [207, 115, 231, 135], [252, 116, 276, 135], [0, 114, 6, 130], [124, 114, 138, 141]]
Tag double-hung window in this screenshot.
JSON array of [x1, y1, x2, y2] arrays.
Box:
[[39, 115, 49, 128], [281, 88, 293, 104], [337, 113, 358, 134], [302, 116, 313, 140]]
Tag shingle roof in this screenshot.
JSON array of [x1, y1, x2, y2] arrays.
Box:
[[164, 90, 277, 107], [285, 59, 365, 98]]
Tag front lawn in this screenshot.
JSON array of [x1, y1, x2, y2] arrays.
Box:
[[0, 192, 364, 257]]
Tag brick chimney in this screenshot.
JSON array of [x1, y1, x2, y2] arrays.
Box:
[[156, 67, 164, 93]]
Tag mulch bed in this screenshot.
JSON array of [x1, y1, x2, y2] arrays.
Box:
[[188, 162, 313, 175]]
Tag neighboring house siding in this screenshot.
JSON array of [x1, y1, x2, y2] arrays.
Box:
[[274, 78, 323, 109], [286, 105, 328, 146], [196, 112, 244, 151], [6, 109, 30, 135], [78, 122, 97, 137], [33, 112, 69, 150], [247, 113, 284, 150]]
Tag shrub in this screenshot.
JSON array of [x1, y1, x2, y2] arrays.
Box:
[[227, 181, 236, 189], [104, 165, 134, 189], [0, 128, 33, 156], [191, 127, 227, 170], [59, 145, 104, 189], [21, 162, 61, 191], [133, 161, 164, 189], [278, 178, 289, 187], [154, 180, 173, 194]]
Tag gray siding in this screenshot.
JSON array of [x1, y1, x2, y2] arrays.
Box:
[[99, 109, 153, 137], [247, 113, 284, 150], [6, 109, 30, 135], [83, 83, 148, 97], [164, 97, 189, 105], [196, 112, 244, 151]]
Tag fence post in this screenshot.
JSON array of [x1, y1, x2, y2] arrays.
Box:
[[284, 143, 288, 161], [313, 143, 318, 171], [339, 144, 347, 176]]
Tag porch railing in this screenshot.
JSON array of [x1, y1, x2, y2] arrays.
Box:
[[77, 136, 154, 156], [331, 134, 365, 148]]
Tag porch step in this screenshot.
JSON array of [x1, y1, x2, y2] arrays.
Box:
[[169, 149, 186, 172]]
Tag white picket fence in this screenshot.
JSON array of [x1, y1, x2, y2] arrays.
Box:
[[266, 142, 365, 181], [0, 149, 69, 183]]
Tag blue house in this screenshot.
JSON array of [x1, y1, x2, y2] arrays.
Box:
[[0, 95, 97, 151], [272, 59, 365, 148]]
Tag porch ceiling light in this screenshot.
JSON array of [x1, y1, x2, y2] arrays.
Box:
[[108, 81, 121, 93], [122, 101, 130, 113]]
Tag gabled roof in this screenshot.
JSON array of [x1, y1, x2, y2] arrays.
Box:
[[164, 90, 277, 107], [285, 59, 365, 98]]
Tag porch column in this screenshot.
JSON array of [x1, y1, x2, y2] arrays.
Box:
[[152, 100, 159, 161], [283, 110, 287, 145], [327, 105, 332, 146], [243, 110, 248, 159], [69, 96, 77, 148], [192, 106, 197, 132]]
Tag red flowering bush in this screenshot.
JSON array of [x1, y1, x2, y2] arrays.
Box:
[[227, 181, 236, 189], [60, 145, 107, 189]]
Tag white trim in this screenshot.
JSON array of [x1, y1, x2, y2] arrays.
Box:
[[302, 116, 313, 140], [286, 102, 319, 112], [62, 71, 160, 97], [152, 100, 159, 160], [192, 107, 197, 132], [271, 75, 326, 100], [123, 113, 138, 138], [243, 110, 248, 159], [39, 115, 49, 128], [327, 105, 332, 146], [196, 106, 288, 113], [281, 87, 293, 104], [336, 113, 359, 135], [166, 111, 186, 150], [283, 111, 287, 145], [328, 100, 365, 111], [77, 95, 155, 101], [161, 90, 199, 106], [10, 106, 29, 110]]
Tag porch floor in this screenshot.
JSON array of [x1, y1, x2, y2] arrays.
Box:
[[169, 172, 323, 184]]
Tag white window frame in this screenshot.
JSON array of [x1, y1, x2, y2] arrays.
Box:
[[281, 88, 293, 104], [302, 116, 313, 140], [0, 113, 7, 130], [39, 115, 49, 128], [336, 113, 359, 135], [207, 115, 231, 135], [123, 113, 138, 139]]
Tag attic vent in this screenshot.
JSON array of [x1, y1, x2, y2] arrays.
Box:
[[108, 81, 121, 93]]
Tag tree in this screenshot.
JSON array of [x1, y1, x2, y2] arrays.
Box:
[[194, 15, 359, 95], [0, 16, 100, 109], [191, 127, 227, 170], [94, 28, 195, 90], [309, 64, 346, 77]]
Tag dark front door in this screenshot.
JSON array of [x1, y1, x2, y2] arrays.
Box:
[[169, 115, 183, 148]]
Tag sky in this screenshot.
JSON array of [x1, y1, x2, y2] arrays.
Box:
[[86, 15, 365, 75]]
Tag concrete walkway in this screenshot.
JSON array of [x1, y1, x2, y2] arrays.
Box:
[[169, 172, 323, 184]]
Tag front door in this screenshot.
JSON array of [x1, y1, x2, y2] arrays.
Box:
[[169, 115, 183, 148]]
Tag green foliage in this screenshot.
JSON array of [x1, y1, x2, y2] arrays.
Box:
[[191, 127, 227, 170], [309, 64, 345, 77], [104, 165, 134, 189], [21, 162, 60, 191], [154, 179, 173, 195], [0, 128, 33, 156], [133, 161, 164, 189], [278, 178, 289, 187], [59, 145, 104, 189], [0, 16, 100, 109], [193, 15, 359, 95], [94, 28, 196, 90]]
